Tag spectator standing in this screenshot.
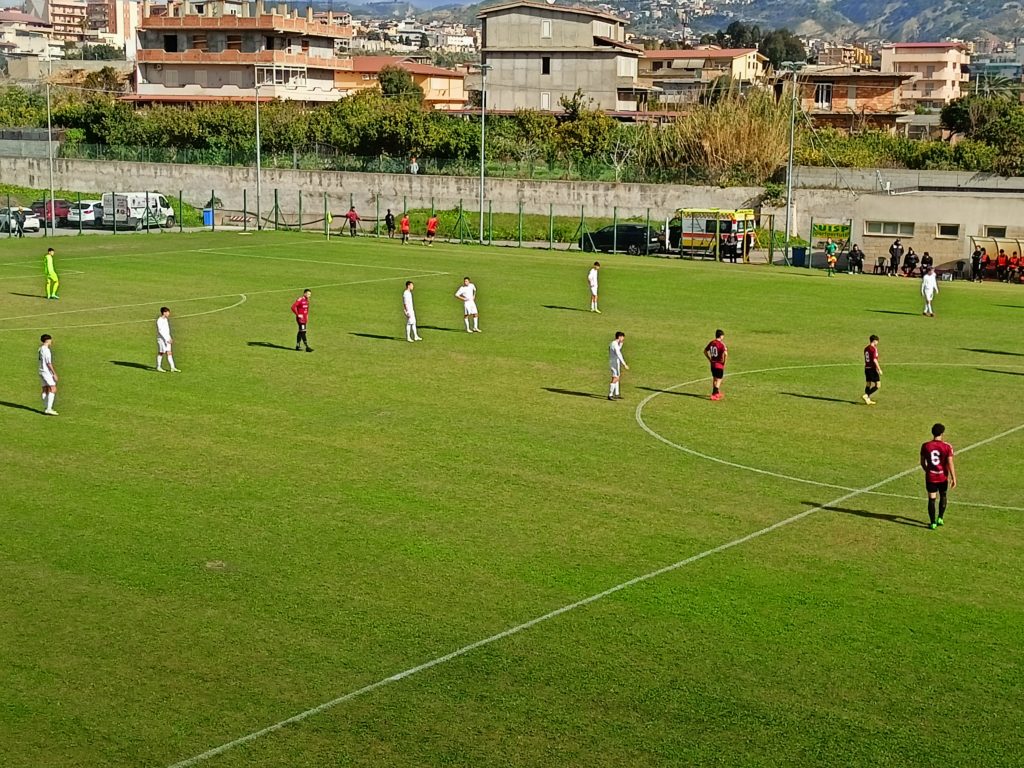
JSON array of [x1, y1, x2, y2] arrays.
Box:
[[384, 209, 396, 239], [14, 207, 25, 238], [888, 239, 904, 277], [971, 247, 983, 282], [409, 156, 419, 175]]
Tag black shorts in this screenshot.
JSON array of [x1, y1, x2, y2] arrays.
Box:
[[427, 231, 436, 239], [711, 365, 725, 379], [865, 369, 880, 383], [296, 320, 306, 332], [926, 480, 948, 494]]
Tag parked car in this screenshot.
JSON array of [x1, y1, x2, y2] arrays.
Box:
[[31, 199, 72, 226], [580, 224, 660, 255], [0, 207, 42, 233], [67, 199, 104, 225]]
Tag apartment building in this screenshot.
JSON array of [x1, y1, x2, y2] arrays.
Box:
[[638, 47, 769, 105], [334, 55, 466, 108], [31, 0, 88, 43], [880, 42, 970, 109], [781, 65, 914, 133], [478, 0, 650, 112], [817, 44, 873, 68], [0, 9, 58, 57], [133, 0, 355, 103]]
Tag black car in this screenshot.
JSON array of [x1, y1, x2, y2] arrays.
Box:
[[581, 224, 660, 255]]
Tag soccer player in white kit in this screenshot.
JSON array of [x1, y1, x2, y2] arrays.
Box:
[[587, 261, 601, 313], [455, 277, 480, 333], [156, 306, 180, 372], [403, 281, 422, 342], [921, 267, 939, 317], [38, 333, 58, 415], [608, 331, 629, 400]]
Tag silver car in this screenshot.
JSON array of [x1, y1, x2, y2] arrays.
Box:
[[0, 207, 42, 233], [67, 199, 104, 225]]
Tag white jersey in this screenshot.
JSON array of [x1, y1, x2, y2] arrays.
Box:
[[609, 339, 625, 369], [455, 283, 476, 302], [38, 345, 53, 377], [588, 268, 599, 291], [921, 273, 938, 296], [156, 316, 172, 342], [403, 289, 415, 316]]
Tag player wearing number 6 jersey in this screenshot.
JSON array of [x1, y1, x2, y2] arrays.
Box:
[[703, 329, 728, 401], [920, 423, 956, 530]]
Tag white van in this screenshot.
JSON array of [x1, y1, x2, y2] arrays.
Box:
[[100, 192, 175, 230]]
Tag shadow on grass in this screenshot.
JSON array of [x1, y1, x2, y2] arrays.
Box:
[[543, 387, 606, 399], [978, 368, 1024, 377], [0, 400, 39, 414], [996, 304, 1024, 309], [348, 332, 401, 342], [542, 305, 589, 312], [804, 502, 929, 528], [418, 325, 462, 332], [961, 347, 1024, 357], [780, 391, 858, 405], [111, 360, 154, 371], [247, 341, 298, 350], [867, 309, 918, 316], [636, 386, 709, 400], [8, 292, 41, 298]]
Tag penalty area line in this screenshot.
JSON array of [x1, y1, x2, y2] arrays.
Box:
[[163, 419, 1024, 768]]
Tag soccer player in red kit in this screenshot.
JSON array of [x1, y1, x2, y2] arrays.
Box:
[[291, 289, 313, 352], [424, 214, 439, 246], [703, 329, 728, 400], [920, 422, 956, 530], [863, 334, 881, 405]]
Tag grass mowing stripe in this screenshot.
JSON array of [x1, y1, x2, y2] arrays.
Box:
[[0, 294, 248, 332], [198, 248, 449, 274], [165, 419, 1024, 768], [0, 269, 85, 281]]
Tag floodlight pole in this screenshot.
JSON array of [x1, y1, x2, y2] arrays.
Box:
[[45, 58, 56, 237], [254, 66, 263, 231], [478, 63, 491, 245], [782, 61, 802, 266]]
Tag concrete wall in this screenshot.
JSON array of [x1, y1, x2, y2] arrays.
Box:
[[793, 165, 1024, 192]]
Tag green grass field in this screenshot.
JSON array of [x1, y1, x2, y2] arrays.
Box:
[[1, 232, 1022, 768]]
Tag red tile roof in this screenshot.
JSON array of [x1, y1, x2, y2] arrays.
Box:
[[0, 10, 50, 26], [348, 56, 463, 78]]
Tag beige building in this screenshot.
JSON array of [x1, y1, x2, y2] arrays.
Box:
[[639, 47, 769, 105], [478, 0, 650, 112], [880, 42, 970, 109], [817, 44, 873, 68], [133, 0, 355, 103]]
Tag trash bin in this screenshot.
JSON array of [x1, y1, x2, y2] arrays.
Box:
[[202, 208, 213, 227], [791, 246, 807, 267]]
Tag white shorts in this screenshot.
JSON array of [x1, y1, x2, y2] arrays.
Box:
[[610, 363, 621, 378], [923, 291, 935, 301], [463, 300, 478, 315], [590, 286, 598, 297], [158, 338, 171, 354], [40, 372, 55, 388], [406, 313, 417, 326]]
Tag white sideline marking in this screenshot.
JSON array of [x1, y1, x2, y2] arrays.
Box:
[[0, 269, 84, 281], [0, 273, 446, 331], [166, 421, 1024, 768]]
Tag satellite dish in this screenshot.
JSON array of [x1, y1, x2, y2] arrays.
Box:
[[546, 0, 555, 4]]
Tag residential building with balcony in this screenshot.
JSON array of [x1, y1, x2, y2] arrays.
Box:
[[779, 65, 914, 133], [638, 47, 769, 105], [0, 9, 58, 57], [333, 55, 466, 109], [880, 42, 970, 109], [817, 44, 873, 68], [86, 0, 141, 56], [27, 0, 88, 43], [478, 0, 650, 113], [133, 0, 355, 103]]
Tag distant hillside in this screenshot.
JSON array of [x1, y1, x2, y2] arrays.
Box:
[[698, 0, 1024, 41]]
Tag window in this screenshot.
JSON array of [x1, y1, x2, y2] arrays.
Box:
[[226, 34, 242, 51], [541, 20, 551, 39], [163, 34, 178, 52], [191, 33, 207, 51], [936, 223, 960, 238], [540, 91, 550, 110], [814, 83, 833, 109], [865, 221, 915, 237], [986, 225, 1007, 238], [542, 56, 550, 75], [301, 39, 309, 53]]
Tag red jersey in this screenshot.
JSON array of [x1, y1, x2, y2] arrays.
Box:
[[426, 216, 439, 234], [291, 296, 309, 323], [864, 344, 879, 371], [400, 217, 410, 233], [345, 210, 359, 224], [704, 339, 727, 368], [921, 440, 954, 483], [997, 254, 1008, 266]]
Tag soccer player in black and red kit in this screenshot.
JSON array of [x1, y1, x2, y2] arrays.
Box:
[[291, 289, 313, 352], [703, 329, 728, 400], [863, 335, 881, 405], [920, 423, 956, 530]]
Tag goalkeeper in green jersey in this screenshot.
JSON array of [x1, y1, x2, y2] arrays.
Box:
[[44, 247, 60, 300]]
